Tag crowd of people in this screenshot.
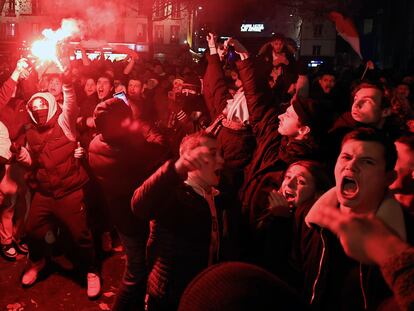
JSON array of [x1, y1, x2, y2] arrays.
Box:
[[0, 31, 413, 311]]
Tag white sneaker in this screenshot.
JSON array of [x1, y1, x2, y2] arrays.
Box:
[[87, 272, 101, 299], [101, 232, 112, 252], [21, 258, 46, 286]]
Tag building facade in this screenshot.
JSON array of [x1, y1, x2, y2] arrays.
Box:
[[0, 0, 193, 58]]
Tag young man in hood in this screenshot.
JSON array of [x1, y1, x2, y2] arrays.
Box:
[[21, 70, 101, 299], [304, 127, 414, 310]]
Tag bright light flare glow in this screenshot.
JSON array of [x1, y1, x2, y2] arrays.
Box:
[[30, 19, 81, 71]]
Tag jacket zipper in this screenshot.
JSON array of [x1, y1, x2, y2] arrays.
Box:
[[360, 263, 368, 309], [310, 229, 326, 304]]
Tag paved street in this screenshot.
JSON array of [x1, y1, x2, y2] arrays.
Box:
[[0, 250, 125, 311]]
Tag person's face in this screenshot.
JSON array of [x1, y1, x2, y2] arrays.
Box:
[[271, 39, 284, 53], [277, 105, 302, 137], [191, 137, 224, 188], [396, 84, 410, 99], [281, 164, 317, 207], [127, 79, 143, 98], [319, 75, 335, 94], [48, 77, 63, 97], [28, 97, 49, 125], [97, 77, 113, 100], [351, 87, 384, 126], [334, 139, 394, 213], [84, 78, 96, 96], [389, 142, 414, 193]]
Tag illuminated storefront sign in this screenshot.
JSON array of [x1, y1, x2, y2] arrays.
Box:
[[240, 24, 265, 32]]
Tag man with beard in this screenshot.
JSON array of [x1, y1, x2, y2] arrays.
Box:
[[127, 76, 157, 123]]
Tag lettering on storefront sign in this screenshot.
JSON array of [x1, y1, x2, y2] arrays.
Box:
[[240, 24, 265, 32]]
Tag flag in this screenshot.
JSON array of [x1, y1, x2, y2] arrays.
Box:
[[328, 11, 362, 59]]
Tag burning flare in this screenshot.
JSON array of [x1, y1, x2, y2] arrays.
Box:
[[31, 19, 81, 71]]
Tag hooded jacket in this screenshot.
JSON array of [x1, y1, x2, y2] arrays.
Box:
[[88, 98, 167, 235], [25, 86, 88, 198]]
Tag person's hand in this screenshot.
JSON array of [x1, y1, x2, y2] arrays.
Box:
[[19, 69, 31, 79], [308, 206, 409, 265], [175, 146, 214, 178], [15, 146, 32, 166], [287, 82, 296, 95], [225, 38, 249, 60], [15, 58, 30, 73], [366, 60, 375, 70], [86, 117, 95, 129], [11, 58, 30, 81], [270, 67, 282, 80], [74, 142, 85, 159], [268, 189, 291, 217], [273, 53, 289, 66], [206, 32, 217, 48]]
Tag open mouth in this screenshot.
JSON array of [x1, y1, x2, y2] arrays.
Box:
[[341, 176, 359, 198], [284, 191, 296, 201]]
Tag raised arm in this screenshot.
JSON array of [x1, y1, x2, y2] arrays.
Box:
[[131, 144, 213, 220], [0, 58, 30, 109], [233, 38, 277, 137], [58, 69, 79, 141], [123, 50, 139, 76], [203, 33, 230, 119]]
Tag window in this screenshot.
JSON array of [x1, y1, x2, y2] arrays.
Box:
[[313, 24, 323, 37], [5, 22, 17, 38], [171, 1, 181, 19], [170, 25, 180, 43], [137, 24, 147, 42], [154, 0, 166, 19], [6, 0, 16, 17], [312, 45, 321, 56], [154, 25, 164, 44]]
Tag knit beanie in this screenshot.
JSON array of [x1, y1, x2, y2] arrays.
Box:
[[178, 262, 308, 311]]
